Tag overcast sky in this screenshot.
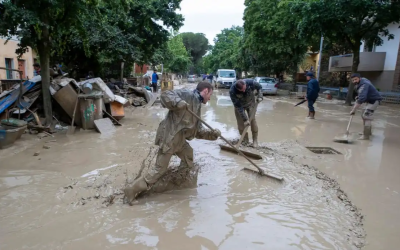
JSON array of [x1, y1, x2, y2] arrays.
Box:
[[178, 0, 245, 44]]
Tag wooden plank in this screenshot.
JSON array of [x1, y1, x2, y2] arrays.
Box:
[[94, 118, 116, 134]]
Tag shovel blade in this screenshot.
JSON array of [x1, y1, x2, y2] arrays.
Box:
[[219, 145, 263, 160]]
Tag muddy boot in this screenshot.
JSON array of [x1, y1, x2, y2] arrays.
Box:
[[123, 177, 149, 205], [241, 133, 249, 145], [308, 111, 315, 119], [252, 132, 259, 148], [307, 112, 310, 118]]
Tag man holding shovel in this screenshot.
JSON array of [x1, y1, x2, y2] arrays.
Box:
[[230, 79, 263, 148], [124, 81, 221, 204], [349, 73, 382, 140]]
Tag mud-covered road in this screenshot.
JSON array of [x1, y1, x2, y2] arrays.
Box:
[[1, 86, 399, 249]]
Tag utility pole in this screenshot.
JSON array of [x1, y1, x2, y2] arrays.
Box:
[[317, 35, 324, 81]]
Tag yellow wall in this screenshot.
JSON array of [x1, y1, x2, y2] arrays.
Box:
[[298, 53, 319, 73], [0, 38, 35, 80]]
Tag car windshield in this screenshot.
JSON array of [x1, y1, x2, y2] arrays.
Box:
[[219, 71, 235, 78], [259, 78, 275, 83]]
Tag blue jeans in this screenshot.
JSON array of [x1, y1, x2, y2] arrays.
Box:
[[308, 98, 316, 112]]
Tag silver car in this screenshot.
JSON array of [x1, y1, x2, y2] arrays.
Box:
[[254, 77, 278, 95], [188, 75, 196, 83]]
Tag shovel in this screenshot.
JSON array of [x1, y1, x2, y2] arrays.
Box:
[[67, 88, 80, 135], [186, 108, 283, 181], [333, 115, 353, 143]]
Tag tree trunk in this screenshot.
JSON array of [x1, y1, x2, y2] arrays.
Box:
[[37, 23, 53, 125], [345, 49, 360, 105]]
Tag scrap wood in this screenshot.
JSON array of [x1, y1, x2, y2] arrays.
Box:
[[28, 124, 51, 133], [103, 110, 122, 126]]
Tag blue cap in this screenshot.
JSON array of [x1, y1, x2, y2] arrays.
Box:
[[305, 72, 314, 77]]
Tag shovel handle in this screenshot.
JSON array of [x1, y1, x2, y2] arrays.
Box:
[[186, 108, 283, 181]]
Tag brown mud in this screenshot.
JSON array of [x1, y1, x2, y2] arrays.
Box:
[[0, 86, 399, 249]]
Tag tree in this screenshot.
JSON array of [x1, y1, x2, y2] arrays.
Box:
[[204, 26, 244, 75], [243, 0, 312, 78], [51, 0, 184, 78], [0, 0, 184, 124], [164, 33, 192, 74], [288, 0, 400, 104], [179, 32, 209, 73]]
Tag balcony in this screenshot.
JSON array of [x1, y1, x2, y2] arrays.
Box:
[[329, 52, 386, 72]]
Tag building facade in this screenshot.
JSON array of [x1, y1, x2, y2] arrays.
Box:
[[0, 37, 36, 81], [329, 23, 400, 91]]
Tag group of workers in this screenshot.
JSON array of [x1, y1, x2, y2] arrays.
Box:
[[123, 72, 382, 204]]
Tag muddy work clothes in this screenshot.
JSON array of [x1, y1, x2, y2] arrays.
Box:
[[144, 89, 219, 184], [308, 98, 316, 112], [307, 78, 320, 112], [355, 78, 382, 120], [229, 80, 262, 122], [234, 102, 258, 135]]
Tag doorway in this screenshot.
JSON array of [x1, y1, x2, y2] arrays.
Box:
[[18, 59, 26, 79]]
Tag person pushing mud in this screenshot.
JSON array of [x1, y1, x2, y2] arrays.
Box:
[[230, 79, 263, 148], [124, 81, 221, 204]]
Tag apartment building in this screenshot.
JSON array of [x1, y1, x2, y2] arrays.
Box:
[[329, 23, 400, 91], [0, 37, 36, 81]]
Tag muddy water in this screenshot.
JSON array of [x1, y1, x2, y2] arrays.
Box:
[[0, 87, 398, 249]]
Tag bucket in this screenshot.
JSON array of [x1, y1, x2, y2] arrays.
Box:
[[79, 98, 95, 129], [82, 82, 93, 94]]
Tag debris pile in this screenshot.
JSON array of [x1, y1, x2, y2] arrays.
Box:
[[0, 70, 157, 149]]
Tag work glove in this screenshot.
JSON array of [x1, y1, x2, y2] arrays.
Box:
[[212, 129, 221, 138], [257, 97, 263, 103], [350, 109, 356, 115], [244, 120, 251, 127], [177, 100, 188, 110]]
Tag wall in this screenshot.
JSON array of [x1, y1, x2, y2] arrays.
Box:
[[375, 23, 400, 71], [0, 38, 35, 79]]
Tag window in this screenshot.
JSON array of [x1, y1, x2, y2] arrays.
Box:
[[5, 58, 14, 79]]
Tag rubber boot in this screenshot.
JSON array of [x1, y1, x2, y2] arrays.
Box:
[[252, 132, 259, 148], [308, 111, 315, 119], [241, 132, 249, 145], [123, 177, 148, 205]]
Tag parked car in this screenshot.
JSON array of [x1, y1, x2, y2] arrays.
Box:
[[254, 77, 278, 95], [188, 75, 196, 83]]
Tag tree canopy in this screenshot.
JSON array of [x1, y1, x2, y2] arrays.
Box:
[[179, 32, 209, 73], [203, 26, 244, 75], [242, 0, 312, 77], [163, 33, 192, 74], [0, 0, 183, 122]]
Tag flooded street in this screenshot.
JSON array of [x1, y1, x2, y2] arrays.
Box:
[[1, 87, 399, 249]]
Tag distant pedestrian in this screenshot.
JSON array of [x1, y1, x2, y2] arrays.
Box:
[[207, 74, 213, 84], [151, 70, 159, 93], [305, 72, 320, 119]]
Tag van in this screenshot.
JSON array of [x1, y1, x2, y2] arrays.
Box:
[[216, 69, 236, 88]]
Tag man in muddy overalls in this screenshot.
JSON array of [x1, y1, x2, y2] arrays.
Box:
[[124, 82, 221, 204], [350, 73, 382, 140], [230, 79, 263, 148]]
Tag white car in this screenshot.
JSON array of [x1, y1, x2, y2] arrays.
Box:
[[254, 77, 278, 95]]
